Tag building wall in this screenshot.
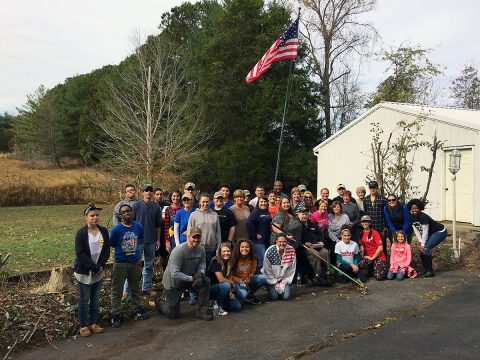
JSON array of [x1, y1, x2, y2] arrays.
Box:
[[315, 106, 479, 225]]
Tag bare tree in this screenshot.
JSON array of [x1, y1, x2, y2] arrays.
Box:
[[98, 35, 214, 183], [331, 68, 366, 132], [298, 0, 378, 139], [368, 112, 444, 202], [450, 64, 480, 109]]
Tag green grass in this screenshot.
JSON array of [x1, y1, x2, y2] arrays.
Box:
[[0, 204, 114, 275]]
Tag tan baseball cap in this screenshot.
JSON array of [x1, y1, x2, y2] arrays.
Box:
[[189, 227, 202, 237]]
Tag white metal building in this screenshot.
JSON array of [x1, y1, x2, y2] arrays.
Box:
[[313, 102, 480, 225]]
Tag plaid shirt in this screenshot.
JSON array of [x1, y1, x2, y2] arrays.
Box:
[[363, 195, 386, 231], [163, 204, 180, 245]]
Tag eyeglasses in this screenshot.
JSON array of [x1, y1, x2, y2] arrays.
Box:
[[182, 198, 191, 201], [387, 199, 396, 203], [304, 196, 313, 199]]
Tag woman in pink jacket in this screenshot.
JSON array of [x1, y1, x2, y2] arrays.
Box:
[[387, 231, 412, 281]]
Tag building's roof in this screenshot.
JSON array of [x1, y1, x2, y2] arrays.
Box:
[[313, 102, 480, 152]]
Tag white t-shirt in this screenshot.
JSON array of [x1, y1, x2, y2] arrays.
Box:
[[74, 230, 105, 285], [334, 241, 359, 265]]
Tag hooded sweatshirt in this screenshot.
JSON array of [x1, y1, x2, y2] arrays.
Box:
[[187, 208, 221, 252]]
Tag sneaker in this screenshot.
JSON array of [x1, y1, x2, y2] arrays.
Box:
[[196, 308, 213, 321], [89, 324, 104, 333], [79, 326, 91, 337], [189, 292, 197, 305], [111, 315, 122, 328], [245, 294, 261, 305], [218, 307, 228, 316], [134, 308, 150, 320], [421, 271, 435, 278]]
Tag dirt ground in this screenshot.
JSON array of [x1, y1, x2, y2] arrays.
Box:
[[1, 240, 478, 359]]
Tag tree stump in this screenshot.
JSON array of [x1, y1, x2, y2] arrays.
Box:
[[33, 267, 74, 294]]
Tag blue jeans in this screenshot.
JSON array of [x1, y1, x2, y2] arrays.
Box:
[[254, 243, 266, 267], [234, 274, 267, 299], [77, 279, 103, 327], [266, 283, 292, 300], [422, 229, 448, 255], [124, 241, 156, 293], [387, 271, 405, 281], [210, 282, 241, 311]]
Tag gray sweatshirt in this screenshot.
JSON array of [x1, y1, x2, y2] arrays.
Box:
[[162, 242, 205, 290], [187, 209, 221, 252]]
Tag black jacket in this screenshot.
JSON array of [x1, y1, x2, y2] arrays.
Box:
[[300, 220, 324, 245], [74, 225, 110, 275]]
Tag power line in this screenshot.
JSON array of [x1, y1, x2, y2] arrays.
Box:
[[0, 27, 113, 62], [0, 53, 81, 71]]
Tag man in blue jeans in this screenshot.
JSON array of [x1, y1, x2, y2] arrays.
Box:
[[124, 185, 162, 295], [156, 227, 213, 320]]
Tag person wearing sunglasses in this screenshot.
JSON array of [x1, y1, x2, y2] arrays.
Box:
[[302, 191, 317, 215], [384, 194, 411, 245], [129, 185, 162, 295]]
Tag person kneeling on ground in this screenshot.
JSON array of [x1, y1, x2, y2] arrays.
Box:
[[230, 239, 267, 305], [156, 227, 213, 321], [262, 234, 296, 300], [109, 204, 149, 328], [207, 242, 242, 315], [387, 230, 415, 281], [298, 207, 333, 286], [334, 227, 367, 284], [358, 215, 387, 281]]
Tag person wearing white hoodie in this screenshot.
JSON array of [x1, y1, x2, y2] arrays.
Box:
[[187, 193, 222, 266]]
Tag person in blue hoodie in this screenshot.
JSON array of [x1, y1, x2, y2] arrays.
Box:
[[109, 204, 149, 328], [246, 196, 271, 269], [384, 194, 411, 246]]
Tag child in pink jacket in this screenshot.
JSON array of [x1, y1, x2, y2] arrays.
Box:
[[387, 231, 413, 281]]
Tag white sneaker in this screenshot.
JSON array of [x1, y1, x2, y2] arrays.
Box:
[[218, 307, 228, 316]]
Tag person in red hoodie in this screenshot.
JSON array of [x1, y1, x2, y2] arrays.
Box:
[[358, 215, 387, 281]]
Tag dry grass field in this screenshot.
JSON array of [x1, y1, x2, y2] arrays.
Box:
[[0, 156, 117, 206]]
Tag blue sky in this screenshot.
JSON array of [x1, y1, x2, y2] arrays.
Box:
[[1, 0, 479, 114]]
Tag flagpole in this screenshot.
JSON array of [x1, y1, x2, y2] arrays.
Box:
[[274, 58, 295, 182]]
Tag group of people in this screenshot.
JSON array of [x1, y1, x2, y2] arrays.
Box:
[[74, 180, 447, 336]]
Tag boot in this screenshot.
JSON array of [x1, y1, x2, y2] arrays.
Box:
[[419, 254, 428, 277], [421, 255, 435, 278]]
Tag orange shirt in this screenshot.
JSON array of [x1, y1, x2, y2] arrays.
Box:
[[268, 205, 280, 219], [230, 257, 257, 284]]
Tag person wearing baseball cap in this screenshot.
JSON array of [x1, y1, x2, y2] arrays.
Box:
[[173, 192, 197, 247], [184, 182, 199, 207], [358, 214, 387, 281], [129, 184, 162, 295], [333, 184, 357, 205], [363, 180, 387, 256], [298, 207, 333, 286], [211, 192, 237, 243], [157, 227, 213, 321], [75, 203, 110, 337]]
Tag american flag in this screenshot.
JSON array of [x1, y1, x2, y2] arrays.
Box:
[[266, 246, 296, 266], [246, 18, 299, 83]]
